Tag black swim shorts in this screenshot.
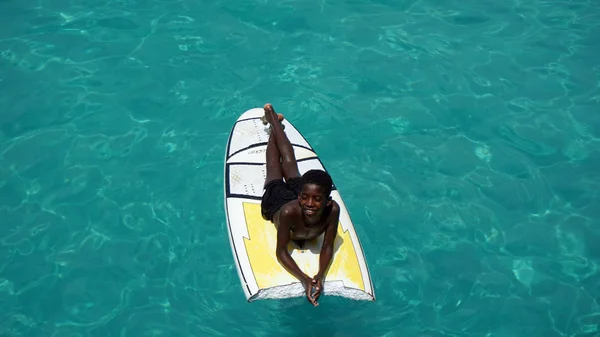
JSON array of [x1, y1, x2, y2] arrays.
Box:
[[261, 177, 303, 221]]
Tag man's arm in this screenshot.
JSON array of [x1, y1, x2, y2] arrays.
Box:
[[316, 203, 340, 279], [275, 207, 311, 283]]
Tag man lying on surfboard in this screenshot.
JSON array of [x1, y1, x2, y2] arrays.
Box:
[[259, 103, 340, 307]]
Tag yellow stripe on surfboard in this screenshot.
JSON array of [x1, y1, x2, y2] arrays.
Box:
[[242, 202, 365, 291]]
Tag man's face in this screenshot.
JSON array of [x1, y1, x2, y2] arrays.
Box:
[[298, 183, 329, 219]]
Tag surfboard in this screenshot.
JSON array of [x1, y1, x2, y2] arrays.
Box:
[[223, 107, 375, 302]]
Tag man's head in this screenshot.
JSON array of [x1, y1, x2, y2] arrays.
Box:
[[298, 169, 333, 219]]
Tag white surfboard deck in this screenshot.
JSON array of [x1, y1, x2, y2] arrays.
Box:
[[224, 108, 375, 302]]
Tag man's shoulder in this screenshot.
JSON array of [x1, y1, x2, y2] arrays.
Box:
[[279, 201, 301, 218], [274, 202, 299, 230], [330, 200, 340, 216], [325, 200, 340, 225]]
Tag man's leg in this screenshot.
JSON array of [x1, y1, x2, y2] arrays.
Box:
[[264, 127, 283, 187], [263, 103, 300, 181]]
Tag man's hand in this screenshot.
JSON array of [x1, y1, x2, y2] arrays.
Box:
[[301, 276, 318, 306], [312, 275, 324, 303]]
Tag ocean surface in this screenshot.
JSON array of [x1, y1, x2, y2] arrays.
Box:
[[1, 0, 600, 336]]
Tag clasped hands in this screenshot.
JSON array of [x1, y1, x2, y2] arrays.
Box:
[[302, 274, 323, 306]]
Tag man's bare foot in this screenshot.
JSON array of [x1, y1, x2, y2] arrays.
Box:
[[261, 103, 285, 126]]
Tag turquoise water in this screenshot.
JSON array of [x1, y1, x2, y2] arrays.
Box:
[[1, 0, 600, 335]]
